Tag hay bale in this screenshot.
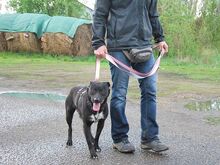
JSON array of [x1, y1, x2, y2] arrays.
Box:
[[41, 33, 74, 55], [41, 24, 93, 56], [72, 24, 93, 56], [5, 32, 42, 53], [0, 32, 7, 51]]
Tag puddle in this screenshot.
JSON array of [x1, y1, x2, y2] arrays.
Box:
[[0, 91, 67, 102], [185, 98, 220, 111]]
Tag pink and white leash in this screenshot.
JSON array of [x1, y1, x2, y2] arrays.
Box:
[[95, 50, 165, 80], [95, 57, 101, 81]]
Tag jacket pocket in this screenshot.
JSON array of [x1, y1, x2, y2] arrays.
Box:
[[107, 17, 117, 39], [142, 6, 152, 40], [114, 18, 118, 38]]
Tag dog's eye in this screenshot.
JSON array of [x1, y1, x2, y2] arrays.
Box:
[[90, 89, 96, 95], [100, 88, 108, 95]]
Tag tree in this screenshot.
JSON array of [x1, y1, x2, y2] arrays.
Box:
[[200, 0, 220, 49], [8, 0, 90, 18], [159, 0, 199, 58]]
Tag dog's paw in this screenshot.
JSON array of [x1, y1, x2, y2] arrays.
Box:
[[66, 140, 73, 146], [90, 153, 98, 159], [95, 147, 101, 152]]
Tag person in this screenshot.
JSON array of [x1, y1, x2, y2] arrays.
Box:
[[92, 0, 169, 153]]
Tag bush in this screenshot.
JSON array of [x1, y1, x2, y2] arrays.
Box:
[[159, 0, 220, 64]]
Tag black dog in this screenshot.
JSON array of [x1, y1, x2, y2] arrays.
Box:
[[65, 81, 110, 159]]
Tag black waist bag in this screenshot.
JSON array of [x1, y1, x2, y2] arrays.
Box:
[[123, 47, 152, 63]]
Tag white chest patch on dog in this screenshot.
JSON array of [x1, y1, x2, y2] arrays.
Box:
[[89, 111, 104, 122]]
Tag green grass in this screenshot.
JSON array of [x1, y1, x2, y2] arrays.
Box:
[[205, 116, 220, 125], [159, 56, 220, 82], [0, 51, 96, 64], [1, 51, 220, 83]]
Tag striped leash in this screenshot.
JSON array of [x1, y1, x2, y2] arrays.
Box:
[[95, 50, 165, 80]]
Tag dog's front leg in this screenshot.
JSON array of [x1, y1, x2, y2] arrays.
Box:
[[83, 122, 98, 159], [94, 119, 105, 152], [65, 101, 75, 146]]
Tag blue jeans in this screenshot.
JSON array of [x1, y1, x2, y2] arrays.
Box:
[[109, 51, 159, 143]]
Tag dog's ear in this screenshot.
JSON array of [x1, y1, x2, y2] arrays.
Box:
[[88, 81, 93, 92], [89, 81, 93, 86], [105, 82, 110, 87]]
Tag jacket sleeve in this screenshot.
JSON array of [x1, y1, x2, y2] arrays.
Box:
[[148, 0, 164, 43], [92, 0, 111, 50]]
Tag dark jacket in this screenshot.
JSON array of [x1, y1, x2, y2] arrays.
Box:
[[92, 0, 164, 50]]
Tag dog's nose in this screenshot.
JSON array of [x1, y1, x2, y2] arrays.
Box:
[[93, 98, 100, 103]]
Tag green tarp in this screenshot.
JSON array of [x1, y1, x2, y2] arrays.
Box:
[[0, 13, 91, 38], [0, 13, 50, 38], [45, 16, 91, 38]]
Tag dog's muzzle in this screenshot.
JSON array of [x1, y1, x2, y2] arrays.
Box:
[[92, 99, 101, 112]]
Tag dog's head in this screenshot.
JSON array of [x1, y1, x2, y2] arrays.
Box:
[[87, 81, 110, 112]]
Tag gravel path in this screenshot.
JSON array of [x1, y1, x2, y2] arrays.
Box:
[[0, 86, 220, 165]]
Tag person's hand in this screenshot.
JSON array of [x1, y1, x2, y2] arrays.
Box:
[[94, 45, 108, 59], [156, 41, 168, 55]]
